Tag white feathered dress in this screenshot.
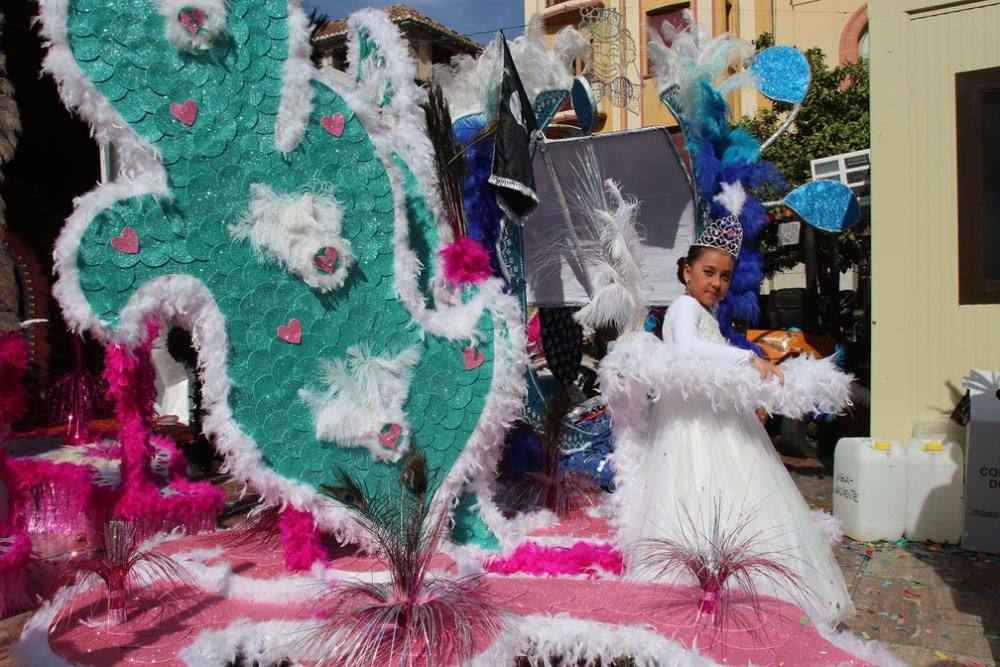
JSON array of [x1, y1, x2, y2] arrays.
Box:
[[601, 295, 855, 627]]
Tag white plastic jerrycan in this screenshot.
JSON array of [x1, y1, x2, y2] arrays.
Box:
[[833, 438, 907, 541], [905, 439, 964, 543]]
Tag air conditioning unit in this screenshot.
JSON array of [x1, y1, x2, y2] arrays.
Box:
[[810, 149, 871, 224]]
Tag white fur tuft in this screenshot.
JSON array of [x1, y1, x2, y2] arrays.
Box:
[[299, 344, 422, 463], [229, 184, 354, 293], [646, 12, 756, 116], [553, 26, 591, 74], [153, 0, 228, 53]]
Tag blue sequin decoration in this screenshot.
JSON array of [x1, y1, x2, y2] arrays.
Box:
[[751, 46, 811, 104], [785, 180, 861, 232]]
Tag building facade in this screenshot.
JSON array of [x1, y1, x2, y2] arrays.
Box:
[[313, 3, 482, 81], [868, 0, 1000, 442], [524, 0, 869, 132]]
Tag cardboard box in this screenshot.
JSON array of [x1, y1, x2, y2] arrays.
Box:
[[961, 370, 1000, 553]]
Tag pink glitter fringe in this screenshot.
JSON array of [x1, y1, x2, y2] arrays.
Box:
[[485, 541, 624, 578], [9, 457, 117, 542], [0, 332, 30, 429]]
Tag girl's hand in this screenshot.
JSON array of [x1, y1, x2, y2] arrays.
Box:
[[752, 355, 785, 385]]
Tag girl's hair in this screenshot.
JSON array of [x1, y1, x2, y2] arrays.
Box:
[[675, 245, 714, 285]]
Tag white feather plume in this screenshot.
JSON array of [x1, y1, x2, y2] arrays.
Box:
[[712, 181, 747, 217], [645, 10, 755, 116], [432, 21, 586, 120], [568, 149, 649, 334], [553, 26, 590, 74]]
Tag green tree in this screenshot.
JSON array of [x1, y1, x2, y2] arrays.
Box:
[[740, 33, 870, 276]]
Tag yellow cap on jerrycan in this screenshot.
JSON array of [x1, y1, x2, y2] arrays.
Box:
[[873, 441, 893, 451], [922, 442, 943, 451]]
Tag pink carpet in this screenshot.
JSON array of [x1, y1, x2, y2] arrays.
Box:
[[21, 521, 879, 667]]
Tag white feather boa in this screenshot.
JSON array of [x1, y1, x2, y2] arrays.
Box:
[[600, 331, 853, 420]]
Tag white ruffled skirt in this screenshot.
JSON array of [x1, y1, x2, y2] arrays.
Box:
[[623, 388, 855, 627]]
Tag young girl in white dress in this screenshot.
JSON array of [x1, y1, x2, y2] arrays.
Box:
[[609, 191, 854, 627]]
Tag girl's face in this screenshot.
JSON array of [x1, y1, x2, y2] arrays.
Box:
[[683, 248, 735, 308]]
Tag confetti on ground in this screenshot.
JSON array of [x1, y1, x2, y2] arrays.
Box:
[[787, 454, 999, 665]]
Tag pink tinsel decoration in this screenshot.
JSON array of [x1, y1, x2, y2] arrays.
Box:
[[103, 319, 161, 490], [0, 332, 30, 430], [484, 541, 624, 579], [99, 320, 225, 544], [527, 312, 543, 357], [112, 478, 225, 545], [439, 237, 493, 287], [279, 507, 328, 571], [3, 320, 224, 550], [1, 449, 32, 616]]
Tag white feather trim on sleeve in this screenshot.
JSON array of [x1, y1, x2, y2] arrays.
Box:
[[599, 331, 853, 420]]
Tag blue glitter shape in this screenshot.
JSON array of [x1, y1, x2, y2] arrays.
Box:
[[751, 46, 811, 104], [785, 180, 861, 232]]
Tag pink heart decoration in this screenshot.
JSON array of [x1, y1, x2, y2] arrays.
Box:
[[463, 347, 485, 370], [178, 8, 206, 36], [170, 99, 198, 126], [321, 113, 346, 138], [110, 227, 140, 254], [277, 319, 302, 345], [379, 423, 402, 450], [313, 247, 339, 274]]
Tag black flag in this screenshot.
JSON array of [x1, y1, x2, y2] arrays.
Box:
[[489, 32, 539, 220]]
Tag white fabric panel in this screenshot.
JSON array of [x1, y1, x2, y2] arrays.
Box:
[[152, 334, 192, 425], [523, 127, 696, 307]]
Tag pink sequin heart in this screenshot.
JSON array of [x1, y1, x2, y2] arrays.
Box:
[[277, 319, 302, 345], [379, 423, 402, 450], [110, 227, 139, 254], [178, 8, 206, 36], [321, 113, 346, 138], [170, 99, 198, 126], [463, 347, 485, 370], [313, 247, 339, 274]]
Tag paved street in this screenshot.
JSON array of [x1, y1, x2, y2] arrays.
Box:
[[789, 454, 1000, 667]]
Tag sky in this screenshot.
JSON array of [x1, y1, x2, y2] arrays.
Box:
[[301, 0, 526, 43]]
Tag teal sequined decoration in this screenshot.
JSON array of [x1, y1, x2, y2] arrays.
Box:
[[58, 0, 516, 547]]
